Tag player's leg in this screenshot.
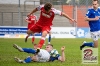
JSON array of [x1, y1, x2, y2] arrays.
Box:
[[91, 32, 99, 48], [43, 32, 51, 45], [25, 34, 30, 42], [37, 31, 47, 49], [14, 56, 33, 63], [93, 40, 98, 48], [13, 44, 23, 52], [32, 33, 35, 44], [23, 56, 33, 63], [25, 29, 33, 42], [80, 41, 94, 50], [93, 31, 100, 48], [13, 44, 36, 54], [25, 24, 37, 42], [37, 26, 51, 49], [24, 55, 49, 63], [80, 32, 99, 50], [26, 24, 40, 43], [48, 32, 51, 44], [35, 31, 47, 54], [14, 57, 26, 63], [16, 50, 49, 63]]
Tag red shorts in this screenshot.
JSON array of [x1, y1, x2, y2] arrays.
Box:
[[28, 24, 34, 29], [29, 24, 51, 33]]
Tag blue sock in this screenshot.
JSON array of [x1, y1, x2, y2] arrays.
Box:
[[83, 42, 94, 47], [24, 57, 32, 63], [48, 35, 51, 43], [22, 48, 36, 54]]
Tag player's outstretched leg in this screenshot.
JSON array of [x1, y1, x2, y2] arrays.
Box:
[[25, 35, 29, 42], [80, 41, 86, 50], [25, 30, 33, 42], [80, 41, 94, 50], [14, 57, 25, 63], [13, 44, 38, 54], [35, 37, 45, 53], [13, 44, 24, 52]]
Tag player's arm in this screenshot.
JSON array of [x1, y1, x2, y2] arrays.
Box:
[[58, 46, 65, 62], [27, 5, 43, 17], [85, 16, 99, 21], [62, 12, 76, 23], [54, 9, 76, 23], [85, 9, 99, 21], [25, 17, 31, 23], [27, 8, 38, 17]]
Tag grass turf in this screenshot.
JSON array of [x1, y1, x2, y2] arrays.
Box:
[[0, 38, 99, 66]]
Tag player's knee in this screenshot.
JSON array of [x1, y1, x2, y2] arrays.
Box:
[[42, 31, 48, 37], [27, 30, 32, 34]]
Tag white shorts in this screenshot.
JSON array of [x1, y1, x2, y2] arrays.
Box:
[[36, 49, 50, 62], [91, 30, 100, 41]]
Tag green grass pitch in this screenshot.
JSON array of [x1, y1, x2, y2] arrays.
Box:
[[0, 38, 99, 66]]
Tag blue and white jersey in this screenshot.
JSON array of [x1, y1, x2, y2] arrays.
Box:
[[49, 49, 60, 61], [86, 7, 100, 32], [49, 54, 60, 61]]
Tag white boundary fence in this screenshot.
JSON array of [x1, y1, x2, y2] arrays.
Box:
[[0, 26, 91, 38]]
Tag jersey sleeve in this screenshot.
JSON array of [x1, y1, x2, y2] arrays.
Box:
[[86, 9, 91, 17], [52, 8, 62, 16], [36, 5, 44, 11]]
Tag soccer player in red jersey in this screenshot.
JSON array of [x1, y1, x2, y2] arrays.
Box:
[[25, 14, 38, 44], [26, 3, 76, 51]]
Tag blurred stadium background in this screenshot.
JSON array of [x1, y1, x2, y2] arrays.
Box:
[[0, 0, 97, 38], [0, 0, 96, 27]]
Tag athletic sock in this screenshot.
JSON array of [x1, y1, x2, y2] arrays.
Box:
[[32, 36, 35, 43], [22, 48, 36, 54], [48, 35, 51, 44], [37, 37, 45, 48], [24, 56, 32, 63], [83, 42, 94, 47]]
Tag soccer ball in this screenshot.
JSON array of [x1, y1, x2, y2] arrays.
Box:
[[50, 49, 59, 57]]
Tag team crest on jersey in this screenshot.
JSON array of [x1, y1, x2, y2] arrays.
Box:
[[31, 18, 35, 20], [42, 12, 51, 18]]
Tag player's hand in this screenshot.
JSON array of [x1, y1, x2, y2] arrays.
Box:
[[71, 19, 77, 23], [61, 46, 65, 51], [94, 16, 99, 20]]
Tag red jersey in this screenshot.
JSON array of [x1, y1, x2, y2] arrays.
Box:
[[36, 5, 62, 26], [26, 15, 37, 29]]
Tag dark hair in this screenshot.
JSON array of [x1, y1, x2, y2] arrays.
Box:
[[93, 0, 99, 3], [44, 2, 52, 11], [33, 44, 37, 46], [46, 44, 53, 47]]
